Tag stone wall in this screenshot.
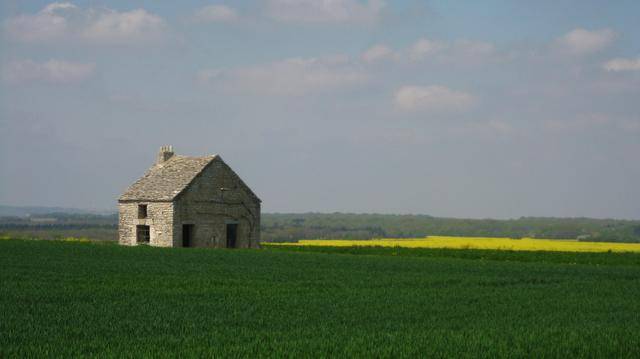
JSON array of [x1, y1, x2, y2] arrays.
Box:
[[173, 158, 261, 248], [118, 202, 174, 247]]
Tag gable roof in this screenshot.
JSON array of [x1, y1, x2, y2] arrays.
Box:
[[119, 155, 261, 203], [119, 155, 216, 202]]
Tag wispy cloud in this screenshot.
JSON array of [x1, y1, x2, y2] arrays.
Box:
[[3, 2, 76, 42], [265, 0, 385, 24], [81, 9, 166, 44], [361, 44, 394, 63], [556, 28, 615, 55], [193, 5, 239, 23], [4, 2, 168, 45], [394, 85, 476, 113], [544, 113, 640, 133], [603, 56, 640, 72], [198, 55, 369, 95], [408, 38, 445, 61], [361, 38, 496, 65], [2, 59, 95, 84]]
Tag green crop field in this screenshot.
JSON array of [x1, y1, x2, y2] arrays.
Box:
[[2, 239, 640, 357]]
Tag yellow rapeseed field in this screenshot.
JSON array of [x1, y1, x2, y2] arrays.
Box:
[[269, 236, 640, 253]]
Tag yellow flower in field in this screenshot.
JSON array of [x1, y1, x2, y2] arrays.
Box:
[[62, 237, 91, 243], [266, 236, 640, 253]]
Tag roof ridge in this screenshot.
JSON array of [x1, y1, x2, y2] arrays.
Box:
[[119, 155, 218, 202]]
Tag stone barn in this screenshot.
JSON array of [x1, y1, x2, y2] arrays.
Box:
[[118, 146, 261, 248]]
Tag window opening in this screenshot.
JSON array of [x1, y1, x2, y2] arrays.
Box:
[[138, 204, 148, 219]]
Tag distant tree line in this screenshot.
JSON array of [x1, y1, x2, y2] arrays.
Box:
[[0, 214, 118, 241], [261, 213, 640, 243], [2, 212, 639, 243]]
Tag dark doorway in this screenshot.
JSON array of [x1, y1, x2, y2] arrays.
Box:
[[226, 223, 238, 248], [182, 224, 193, 247], [136, 225, 150, 244]]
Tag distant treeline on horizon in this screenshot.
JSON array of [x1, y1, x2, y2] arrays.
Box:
[[1, 208, 639, 243]]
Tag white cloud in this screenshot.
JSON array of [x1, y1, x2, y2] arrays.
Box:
[[451, 39, 495, 57], [2, 59, 95, 84], [365, 38, 496, 65], [486, 119, 514, 135], [450, 119, 516, 137], [265, 0, 385, 24], [543, 113, 640, 133], [408, 38, 444, 61], [394, 85, 475, 112], [4, 3, 167, 45], [3, 2, 77, 42], [198, 56, 368, 95], [42, 2, 77, 12], [361, 44, 393, 63], [556, 28, 615, 55], [193, 5, 239, 23], [82, 9, 166, 44], [603, 56, 640, 72]]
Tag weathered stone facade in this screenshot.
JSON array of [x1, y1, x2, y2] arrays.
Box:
[[118, 146, 261, 248], [118, 202, 174, 247]]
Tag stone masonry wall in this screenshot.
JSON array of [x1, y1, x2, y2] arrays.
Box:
[[118, 202, 174, 247], [173, 158, 261, 248]]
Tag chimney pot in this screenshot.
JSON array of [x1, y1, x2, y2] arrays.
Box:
[[157, 145, 175, 164]]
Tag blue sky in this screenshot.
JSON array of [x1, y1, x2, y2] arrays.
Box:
[[1, 0, 639, 218]]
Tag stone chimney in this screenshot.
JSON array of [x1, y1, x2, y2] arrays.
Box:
[[157, 145, 175, 164]]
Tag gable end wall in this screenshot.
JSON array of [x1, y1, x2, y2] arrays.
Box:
[[173, 158, 261, 248]]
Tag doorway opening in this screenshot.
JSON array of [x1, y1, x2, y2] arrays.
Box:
[[226, 223, 238, 248], [182, 224, 193, 247], [136, 225, 150, 244]]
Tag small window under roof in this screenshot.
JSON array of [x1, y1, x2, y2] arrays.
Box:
[[138, 204, 148, 219]]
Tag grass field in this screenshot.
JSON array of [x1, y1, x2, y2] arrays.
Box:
[[2, 239, 640, 357], [269, 236, 640, 252]]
